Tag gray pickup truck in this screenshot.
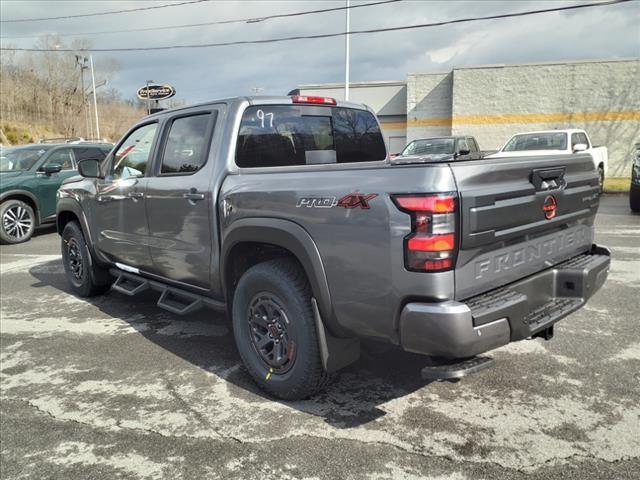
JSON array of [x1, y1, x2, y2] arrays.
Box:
[[57, 95, 610, 400]]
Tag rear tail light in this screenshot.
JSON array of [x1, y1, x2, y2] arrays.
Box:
[[291, 95, 337, 105], [393, 193, 458, 272]]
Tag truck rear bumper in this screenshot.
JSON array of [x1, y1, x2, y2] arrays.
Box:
[[399, 244, 610, 358]]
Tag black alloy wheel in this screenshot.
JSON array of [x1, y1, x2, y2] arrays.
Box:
[[248, 293, 296, 373]]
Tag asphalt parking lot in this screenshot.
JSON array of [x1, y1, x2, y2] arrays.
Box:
[[0, 194, 638, 480]]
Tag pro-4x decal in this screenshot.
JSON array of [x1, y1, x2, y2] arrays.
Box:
[[297, 192, 378, 209]]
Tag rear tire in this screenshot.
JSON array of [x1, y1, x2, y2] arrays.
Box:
[[0, 199, 36, 244], [598, 166, 605, 194], [61, 221, 111, 297], [631, 186, 640, 213], [232, 258, 332, 400]]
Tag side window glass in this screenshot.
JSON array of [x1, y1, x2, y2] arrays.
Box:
[[112, 123, 157, 179], [469, 138, 479, 152], [571, 133, 580, 149], [74, 147, 108, 162], [43, 148, 74, 170], [458, 139, 470, 153], [161, 113, 214, 174], [579, 133, 589, 147]]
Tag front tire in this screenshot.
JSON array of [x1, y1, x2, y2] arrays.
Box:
[[598, 166, 605, 194], [0, 199, 36, 244], [61, 221, 111, 297], [232, 258, 331, 400]]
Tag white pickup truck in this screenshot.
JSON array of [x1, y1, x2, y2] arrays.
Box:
[[488, 129, 608, 189]]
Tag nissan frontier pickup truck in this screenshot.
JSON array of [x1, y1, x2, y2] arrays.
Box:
[[57, 95, 610, 400]]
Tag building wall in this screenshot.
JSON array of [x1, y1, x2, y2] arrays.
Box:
[[406, 72, 453, 141], [452, 60, 640, 176], [407, 59, 640, 176]]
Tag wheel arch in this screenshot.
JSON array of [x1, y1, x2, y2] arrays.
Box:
[[222, 218, 342, 336], [56, 198, 100, 261], [0, 190, 40, 224]]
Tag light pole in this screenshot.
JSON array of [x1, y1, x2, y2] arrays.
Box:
[[344, 0, 350, 101], [146, 80, 154, 115], [89, 55, 100, 139]]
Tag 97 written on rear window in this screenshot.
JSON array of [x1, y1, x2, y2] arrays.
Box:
[[235, 106, 387, 168]]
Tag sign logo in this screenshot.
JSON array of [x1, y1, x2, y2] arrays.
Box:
[[137, 84, 176, 101], [543, 195, 557, 220]]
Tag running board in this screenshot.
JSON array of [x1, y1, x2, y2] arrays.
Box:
[[421, 356, 495, 381], [108, 268, 225, 314]]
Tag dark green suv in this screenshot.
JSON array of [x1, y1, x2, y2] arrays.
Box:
[[0, 143, 112, 244]]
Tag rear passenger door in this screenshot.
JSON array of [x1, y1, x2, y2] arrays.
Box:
[[34, 147, 78, 219], [144, 109, 219, 290]]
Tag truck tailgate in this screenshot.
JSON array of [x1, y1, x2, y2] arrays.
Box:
[[450, 153, 600, 300]]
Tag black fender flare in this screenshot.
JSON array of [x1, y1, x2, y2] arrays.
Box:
[[0, 189, 41, 224], [221, 217, 344, 336]]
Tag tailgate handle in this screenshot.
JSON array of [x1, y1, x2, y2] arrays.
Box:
[[531, 167, 566, 191]]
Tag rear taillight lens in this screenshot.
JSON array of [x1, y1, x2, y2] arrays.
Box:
[[393, 193, 458, 272]]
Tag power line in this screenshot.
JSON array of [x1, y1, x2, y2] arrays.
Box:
[[0, 0, 631, 52], [0, 0, 209, 24], [1, 0, 400, 39]]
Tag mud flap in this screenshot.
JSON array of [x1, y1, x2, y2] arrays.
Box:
[[311, 298, 360, 372]]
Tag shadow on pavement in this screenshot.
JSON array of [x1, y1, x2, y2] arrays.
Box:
[[29, 259, 434, 428]]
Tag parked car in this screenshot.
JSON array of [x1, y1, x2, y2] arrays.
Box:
[[488, 129, 608, 189], [393, 136, 483, 163], [57, 95, 609, 400], [630, 142, 640, 212], [0, 142, 112, 244]]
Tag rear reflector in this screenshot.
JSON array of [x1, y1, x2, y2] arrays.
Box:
[[424, 258, 453, 270], [291, 95, 337, 105]]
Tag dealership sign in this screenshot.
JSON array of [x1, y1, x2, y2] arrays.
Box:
[[137, 84, 176, 101]]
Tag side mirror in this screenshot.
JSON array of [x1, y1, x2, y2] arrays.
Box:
[[573, 143, 587, 153], [77, 158, 102, 178], [458, 148, 471, 156], [40, 163, 62, 175]]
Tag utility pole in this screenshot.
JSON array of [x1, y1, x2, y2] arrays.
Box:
[[344, 0, 350, 101], [75, 56, 90, 139], [89, 55, 100, 140]]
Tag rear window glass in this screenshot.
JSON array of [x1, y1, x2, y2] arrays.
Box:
[[401, 138, 455, 156], [503, 132, 567, 152], [235, 105, 386, 168]]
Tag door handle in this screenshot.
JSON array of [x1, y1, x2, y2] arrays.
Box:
[[183, 190, 205, 201], [97, 195, 115, 203], [128, 192, 145, 199]]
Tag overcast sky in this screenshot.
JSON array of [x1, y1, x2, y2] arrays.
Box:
[[1, 0, 639, 105]]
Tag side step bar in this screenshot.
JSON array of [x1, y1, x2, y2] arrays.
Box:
[[421, 356, 495, 381], [109, 269, 225, 315], [112, 274, 149, 296]]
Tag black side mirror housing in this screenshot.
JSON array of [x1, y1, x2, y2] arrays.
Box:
[[458, 148, 471, 156], [40, 163, 62, 175], [77, 158, 102, 178]]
